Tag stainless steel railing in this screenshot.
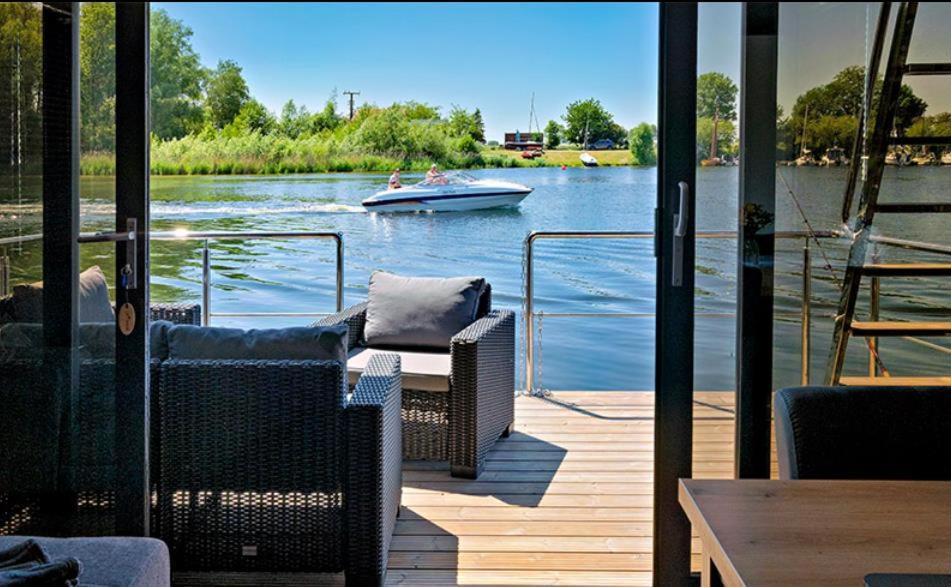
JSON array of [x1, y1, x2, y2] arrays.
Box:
[[0, 230, 344, 323], [150, 231, 344, 325], [522, 229, 838, 394]]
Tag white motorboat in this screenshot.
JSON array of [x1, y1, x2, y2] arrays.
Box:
[[580, 152, 599, 167], [362, 172, 533, 212]]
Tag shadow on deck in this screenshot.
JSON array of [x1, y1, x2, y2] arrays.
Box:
[[385, 391, 739, 586]]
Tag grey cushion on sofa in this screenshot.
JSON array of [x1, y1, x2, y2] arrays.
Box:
[[0, 536, 170, 587], [363, 271, 486, 350], [1, 266, 115, 324], [0, 320, 175, 361], [167, 323, 348, 363]]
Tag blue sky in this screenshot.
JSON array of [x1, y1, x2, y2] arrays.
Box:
[[155, 3, 950, 141], [157, 2, 674, 142]]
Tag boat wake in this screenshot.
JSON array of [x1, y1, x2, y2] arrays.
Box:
[[79, 201, 367, 218]]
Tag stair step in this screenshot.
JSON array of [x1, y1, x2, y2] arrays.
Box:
[[862, 263, 951, 277], [874, 202, 951, 213], [840, 376, 951, 386], [887, 136, 951, 145], [904, 63, 951, 76], [850, 321, 951, 336]]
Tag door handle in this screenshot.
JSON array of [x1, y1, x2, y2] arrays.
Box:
[[77, 217, 138, 290], [672, 182, 689, 286]]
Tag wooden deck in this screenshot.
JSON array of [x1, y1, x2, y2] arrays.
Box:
[[385, 391, 743, 586], [175, 391, 752, 586]]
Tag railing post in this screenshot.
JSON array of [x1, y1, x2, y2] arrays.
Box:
[[201, 239, 210, 326], [335, 232, 344, 312], [800, 241, 811, 385], [0, 253, 9, 297], [524, 233, 535, 395]]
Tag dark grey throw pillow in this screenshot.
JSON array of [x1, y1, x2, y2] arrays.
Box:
[[167, 323, 348, 364], [363, 271, 486, 350], [3, 266, 115, 324]]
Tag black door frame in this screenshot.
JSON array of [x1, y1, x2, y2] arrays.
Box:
[[654, 3, 697, 586], [114, 1, 151, 536], [735, 2, 778, 480]]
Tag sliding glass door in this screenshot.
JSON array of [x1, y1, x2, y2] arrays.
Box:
[[0, 2, 151, 538], [654, 3, 779, 584]]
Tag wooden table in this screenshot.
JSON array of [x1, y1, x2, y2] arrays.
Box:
[[679, 479, 951, 586]]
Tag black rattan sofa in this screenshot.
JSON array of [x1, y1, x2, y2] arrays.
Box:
[[1, 305, 403, 586], [316, 279, 516, 479]]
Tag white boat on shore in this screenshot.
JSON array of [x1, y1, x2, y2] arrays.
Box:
[[580, 152, 599, 167], [362, 172, 533, 213]]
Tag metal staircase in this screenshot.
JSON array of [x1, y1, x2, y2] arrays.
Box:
[[826, 2, 951, 385]]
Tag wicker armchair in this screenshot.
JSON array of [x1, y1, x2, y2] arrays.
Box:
[[316, 285, 515, 479], [152, 349, 402, 586]]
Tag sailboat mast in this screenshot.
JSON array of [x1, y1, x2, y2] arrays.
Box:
[[800, 104, 809, 158]]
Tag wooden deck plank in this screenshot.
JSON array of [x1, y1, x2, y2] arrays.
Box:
[[387, 391, 743, 585]]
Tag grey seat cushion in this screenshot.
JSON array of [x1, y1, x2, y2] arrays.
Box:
[[363, 271, 485, 350], [349, 346, 450, 393], [167, 323, 348, 364], [0, 266, 115, 324], [0, 536, 169, 587]]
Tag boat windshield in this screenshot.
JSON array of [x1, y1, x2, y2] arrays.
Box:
[[416, 171, 478, 186]]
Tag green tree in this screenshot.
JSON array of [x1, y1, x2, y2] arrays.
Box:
[[697, 117, 737, 160], [544, 120, 562, 149], [277, 100, 310, 138], [448, 104, 485, 139], [226, 99, 274, 135], [563, 98, 625, 146], [472, 108, 486, 143], [790, 65, 928, 151], [150, 8, 206, 139], [205, 59, 249, 129], [697, 72, 738, 121], [79, 2, 116, 151], [308, 98, 341, 134], [628, 122, 656, 165]]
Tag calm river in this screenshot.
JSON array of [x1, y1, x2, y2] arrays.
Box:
[[49, 165, 949, 390]]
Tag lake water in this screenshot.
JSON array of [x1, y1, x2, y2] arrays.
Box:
[[8, 165, 949, 391]]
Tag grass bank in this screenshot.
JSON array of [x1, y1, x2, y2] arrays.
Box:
[[80, 144, 635, 176]]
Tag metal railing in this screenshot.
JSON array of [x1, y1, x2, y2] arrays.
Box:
[[150, 230, 344, 326], [523, 229, 840, 394], [1, 230, 344, 324], [523, 228, 951, 394]]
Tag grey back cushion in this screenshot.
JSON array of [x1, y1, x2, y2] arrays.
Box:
[[167, 323, 348, 364], [0, 320, 175, 361], [0, 266, 115, 324], [363, 271, 486, 350]]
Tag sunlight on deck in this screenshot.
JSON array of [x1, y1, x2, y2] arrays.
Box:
[[385, 391, 745, 586]]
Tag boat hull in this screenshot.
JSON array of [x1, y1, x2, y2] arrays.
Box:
[[363, 188, 532, 213]]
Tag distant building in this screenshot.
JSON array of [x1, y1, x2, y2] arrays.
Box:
[[504, 131, 544, 151]]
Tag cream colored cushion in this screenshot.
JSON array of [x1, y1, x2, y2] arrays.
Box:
[[348, 346, 451, 393]]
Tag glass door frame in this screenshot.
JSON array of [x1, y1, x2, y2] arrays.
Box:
[[56, 2, 152, 536], [654, 3, 779, 584]]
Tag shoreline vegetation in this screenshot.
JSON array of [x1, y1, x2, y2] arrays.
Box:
[[80, 146, 637, 176], [5, 5, 945, 180]]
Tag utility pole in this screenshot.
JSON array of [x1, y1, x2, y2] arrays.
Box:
[[343, 90, 360, 121]]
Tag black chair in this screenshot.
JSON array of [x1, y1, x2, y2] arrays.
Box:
[[774, 386, 951, 480]]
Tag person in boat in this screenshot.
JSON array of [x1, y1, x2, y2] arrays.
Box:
[[426, 164, 447, 185], [388, 168, 402, 189]]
